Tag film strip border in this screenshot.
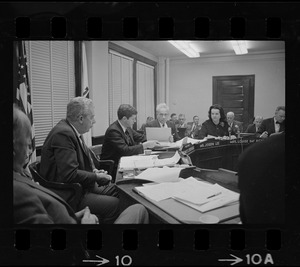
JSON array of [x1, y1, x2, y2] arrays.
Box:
[[2, 227, 288, 265], [15, 16, 282, 39], [1, 2, 300, 266], [1, 2, 298, 39]]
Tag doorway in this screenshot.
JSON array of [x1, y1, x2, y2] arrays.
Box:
[[213, 75, 255, 130]]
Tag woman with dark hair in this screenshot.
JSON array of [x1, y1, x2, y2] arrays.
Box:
[[197, 104, 230, 139]]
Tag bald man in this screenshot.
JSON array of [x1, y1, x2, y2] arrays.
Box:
[[226, 111, 243, 135]]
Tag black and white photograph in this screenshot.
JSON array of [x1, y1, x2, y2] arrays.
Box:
[[2, 1, 299, 266], [13, 40, 285, 225]]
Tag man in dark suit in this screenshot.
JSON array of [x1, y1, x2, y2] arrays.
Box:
[[40, 97, 147, 223], [14, 104, 149, 224], [227, 111, 243, 135], [238, 133, 285, 224], [186, 115, 202, 138], [144, 103, 180, 141], [257, 106, 285, 138], [245, 115, 263, 134], [100, 104, 159, 179]]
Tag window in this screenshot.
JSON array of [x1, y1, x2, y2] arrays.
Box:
[[108, 43, 156, 128], [25, 41, 75, 147], [136, 61, 155, 129], [108, 50, 134, 124]]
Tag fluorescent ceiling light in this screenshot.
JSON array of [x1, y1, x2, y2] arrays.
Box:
[[168, 41, 200, 58], [231, 41, 248, 55]]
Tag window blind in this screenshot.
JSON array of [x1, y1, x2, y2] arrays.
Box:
[[136, 61, 155, 129], [25, 41, 75, 147], [108, 51, 133, 124]]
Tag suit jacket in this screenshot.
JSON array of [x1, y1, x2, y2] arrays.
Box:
[[100, 121, 146, 174], [186, 122, 201, 138], [40, 119, 99, 190], [14, 171, 77, 224], [228, 120, 243, 134], [245, 123, 257, 133], [238, 134, 285, 224], [257, 117, 285, 135], [144, 119, 180, 141]]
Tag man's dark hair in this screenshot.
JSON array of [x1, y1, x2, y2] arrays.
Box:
[[170, 113, 176, 118], [117, 104, 137, 120]]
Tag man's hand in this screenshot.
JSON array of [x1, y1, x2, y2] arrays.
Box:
[[76, 207, 99, 224], [93, 168, 108, 174], [260, 131, 268, 138], [96, 172, 112, 186], [142, 140, 160, 149], [168, 135, 174, 142]]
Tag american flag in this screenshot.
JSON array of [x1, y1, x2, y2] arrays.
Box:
[[81, 42, 92, 147], [15, 41, 36, 163]]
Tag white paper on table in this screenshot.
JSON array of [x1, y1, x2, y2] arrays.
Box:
[[134, 177, 219, 202], [172, 179, 223, 205], [135, 166, 182, 183], [153, 151, 181, 167], [135, 182, 181, 202], [174, 183, 240, 212], [119, 151, 181, 170], [206, 135, 218, 139], [119, 155, 158, 170]]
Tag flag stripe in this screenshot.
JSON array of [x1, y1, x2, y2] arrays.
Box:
[[15, 41, 36, 163]]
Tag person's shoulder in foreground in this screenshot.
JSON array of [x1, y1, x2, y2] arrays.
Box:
[[238, 133, 285, 224]]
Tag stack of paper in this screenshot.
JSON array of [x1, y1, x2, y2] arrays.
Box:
[[157, 137, 206, 149], [174, 183, 239, 212], [119, 151, 181, 171], [135, 166, 182, 183], [134, 177, 239, 212]]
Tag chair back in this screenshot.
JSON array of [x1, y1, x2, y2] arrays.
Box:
[[29, 161, 82, 211], [90, 144, 103, 159]]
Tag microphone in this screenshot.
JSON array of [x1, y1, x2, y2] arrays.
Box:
[[228, 127, 232, 139]]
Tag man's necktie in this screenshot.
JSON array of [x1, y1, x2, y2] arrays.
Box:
[[125, 130, 132, 145], [162, 123, 165, 128], [80, 135, 95, 170]]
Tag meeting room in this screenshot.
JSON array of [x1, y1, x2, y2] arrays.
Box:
[[13, 40, 285, 225]]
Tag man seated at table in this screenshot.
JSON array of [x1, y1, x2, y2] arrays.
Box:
[[226, 111, 243, 135], [100, 104, 159, 180], [245, 115, 263, 135], [186, 115, 201, 139], [13, 105, 149, 224], [169, 113, 178, 125], [257, 106, 285, 138], [139, 116, 154, 132], [40, 97, 127, 223], [144, 103, 180, 141], [176, 113, 188, 139]]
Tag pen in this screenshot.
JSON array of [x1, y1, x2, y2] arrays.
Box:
[[207, 192, 221, 199]]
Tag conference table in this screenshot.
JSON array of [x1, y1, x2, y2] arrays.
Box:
[[115, 136, 262, 224]]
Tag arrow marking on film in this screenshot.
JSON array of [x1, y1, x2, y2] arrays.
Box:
[[83, 255, 110, 266], [218, 254, 243, 266]]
